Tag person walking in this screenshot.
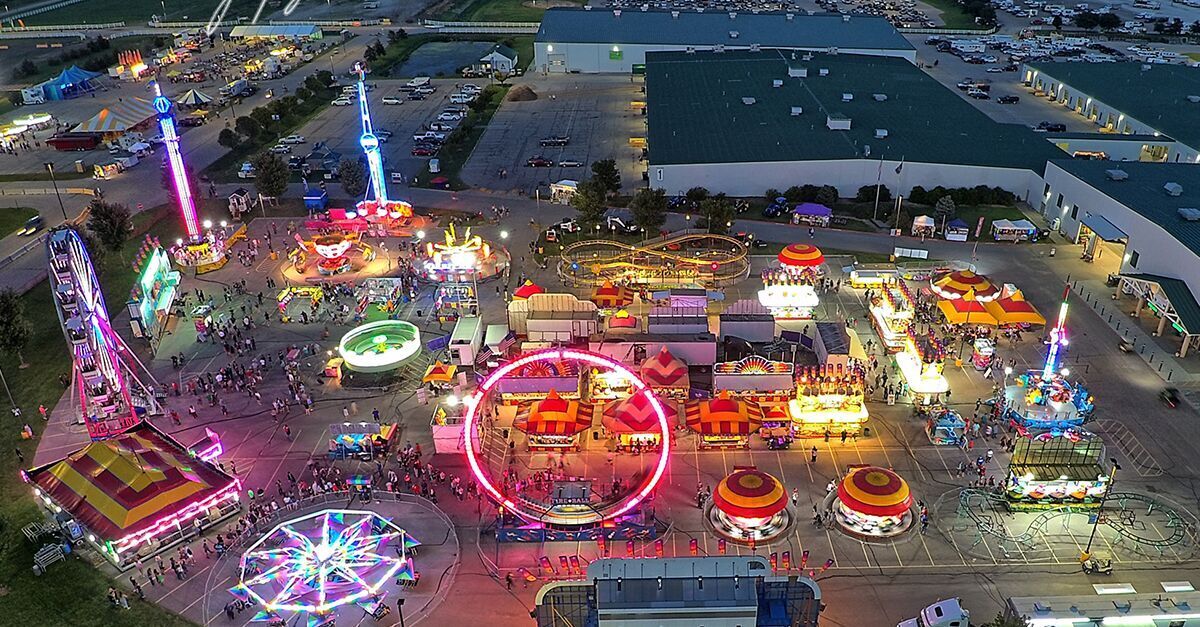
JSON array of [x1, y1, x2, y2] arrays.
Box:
[[810, 446, 818, 463], [505, 572, 514, 590]]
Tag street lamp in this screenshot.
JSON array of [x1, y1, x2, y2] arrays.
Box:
[[499, 230, 509, 240], [44, 162, 68, 222], [1081, 458, 1120, 561]]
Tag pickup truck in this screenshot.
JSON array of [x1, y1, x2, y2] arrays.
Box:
[[412, 131, 446, 142]]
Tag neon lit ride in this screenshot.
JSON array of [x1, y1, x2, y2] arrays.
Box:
[[707, 468, 792, 544], [352, 62, 414, 226], [47, 227, 161, 439], [290, 230, 376, 276], [463, 348, 672, 527], [230, 509, 419, 623], [1002, 285, 1094, 431], [834, 466, 914, 539], [758, 243, 824, 319], [422, 223, 508, 282], [154, 83, 228, 272], [338, 320, 421, 373], [126, 237, 180, 347], [1005, 429, 1110, 509]]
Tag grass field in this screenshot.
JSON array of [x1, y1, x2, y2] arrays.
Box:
[[25, 0, 258, 26], [413, 84, 509, 190], [0, 170, 90, 183], [17, 35, 164, 85], [437, 0, 579, 22], [0, 206, 38, 236], [917, 0, 981, 29], [0, 203, 206, 627]]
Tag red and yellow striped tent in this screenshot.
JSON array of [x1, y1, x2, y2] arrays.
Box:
[[602, 392, 661, 434], [590, 281, 634, 308], [26, 422, 237, 542], [422, 361, 458, 384], [778, 243, 825, 268], [936, 298, 999, 326], [513, 280, 545, 300], [931, 270, 1000, 302], [514, 390, 594, 436], [984, 292, 1046, 326], [837, 466, 913, 517], [640, 346, 689, 389], [685, 393, 764, 435], [714, 468, 788, 520]]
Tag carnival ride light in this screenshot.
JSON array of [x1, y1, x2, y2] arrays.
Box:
[[153, 83, 201, 242]]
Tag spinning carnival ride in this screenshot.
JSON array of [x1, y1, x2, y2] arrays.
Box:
[[351, 63, 414, 225], [47, 228, 161, 440], [155, 83, 228, 273]]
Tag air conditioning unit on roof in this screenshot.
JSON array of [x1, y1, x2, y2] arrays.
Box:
[[1165, 182, 1183, 196], [1178, 208, 1200, 221], [873, 93, 887, 101], [1105, 169, 1128, 181], [875, 129, 888, 139]]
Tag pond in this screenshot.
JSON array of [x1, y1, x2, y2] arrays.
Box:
[[392, 41, 496, 78]]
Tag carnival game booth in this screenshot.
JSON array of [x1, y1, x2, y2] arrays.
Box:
[[23, 422, 241, 569], [926, 408, 966, 446], [868, 283, 916, 352], [602, 392, 664, 453], [126, 240, 181, 347], [512, 280, 545, 301], [590, 281, 635, 310], [328, 422, 398, 460], [759, 404, 793, 448], [708, 467, 791, 544], [1005, 371, 1094, 431], [685, 393, 764, 449], [495, 358, 581, 403], [1006, 429, 1109, 510], [422, 361, 458, 390], [833, 466, 913, 539], [514, 390, 595, 451], [712, 355, 795, 404], [589, 362, 638, 401], [788, 365, 869, 438], [895, 326, 951, 406], [640, 346, 690, 400]]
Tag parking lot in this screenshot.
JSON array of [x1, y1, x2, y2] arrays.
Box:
[[462, 74, 647, 195]]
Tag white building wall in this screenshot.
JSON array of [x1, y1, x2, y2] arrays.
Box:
[[534, 42, 916, 73], [1023, 65, 1200, 164], [1045, 137, 1172, 163], [1042, 162, 1200, 296], [650, 159, 1044, 203]]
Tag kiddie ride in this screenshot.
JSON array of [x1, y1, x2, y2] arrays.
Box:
[[290, 231, 375, 276]]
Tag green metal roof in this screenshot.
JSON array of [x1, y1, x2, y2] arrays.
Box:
[[1122, 273, 1200, 334], [536, 8, 914, 51], [1027, 62, 1200, 150], [1050, 159, 1200, 259], [646, 50, 1065, 171]]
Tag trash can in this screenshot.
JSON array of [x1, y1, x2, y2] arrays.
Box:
[[863, 427, 871, 438]]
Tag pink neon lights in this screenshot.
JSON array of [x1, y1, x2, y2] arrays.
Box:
[[112, 479, 241, 554], [463, 348, 671, 524], [155, 86, 201, 241]]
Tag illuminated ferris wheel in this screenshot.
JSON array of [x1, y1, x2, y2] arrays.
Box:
[[46, 227, 161, 440]]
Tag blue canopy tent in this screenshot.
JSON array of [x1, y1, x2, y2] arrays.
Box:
[[304, 189, 329, 212], [40, 65, 103, 100]]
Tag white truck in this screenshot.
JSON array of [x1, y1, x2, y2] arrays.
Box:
[[898, 599, 969, 627], [402, 76, 430, 91]]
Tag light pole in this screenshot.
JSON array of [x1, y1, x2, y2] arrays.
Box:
[[396, 597, 406, 627], [44, 162, 68, 223], [1081, 458, 1120, 561]]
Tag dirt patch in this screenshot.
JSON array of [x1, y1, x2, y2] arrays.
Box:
[[521, 0, 574, 7], [506, 84, 537, 101]]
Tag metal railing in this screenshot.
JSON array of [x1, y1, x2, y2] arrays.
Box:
[[898, 25, 999, 35], [0, 20, 124, 32], [422, 19, 540, 33]]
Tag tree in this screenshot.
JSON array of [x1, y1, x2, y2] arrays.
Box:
[[0, 288, 32, 368], [234, 115, 261, 141], [86, 199, 132, 253], [934, 195, 957, 220], [570, 179, 608, 225], [629, 187, 667, 233], [590, 159, 621, 197], [371, 40, 386, 58], [1074, 10, 1100, 29], [764, 188, 781, 202], [684, 186, 709, 207], [218, 128, 241, 150], [698, 194, 734, 234], [1097, 12, 1121, 29], [1052, 14, 1063, 29], [294, 86, 313, 102], [253, 152, 290, 199], [981, 613, 1029, 627], [336, 159, 367, 198], [856, 184, 891, 203], [363, 44, 380, 62], [815, 185, 839, 208]]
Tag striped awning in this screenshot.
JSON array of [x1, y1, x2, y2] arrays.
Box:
[[714, 468, 787, 519], [936, 298, 999, 326], [640, 346, 688, 389], [514, 390, 594, 436], [516, 359, 579, 378], [985, 292, 1046, 326], [72, 97, 157, 134], [422, 361, 457, 384], [685, 393, 763, 436], [26, 422, 236, 541], [591, 280, 634, 308], [931, 270, 1000, 302], [602, 392, 660, 434]]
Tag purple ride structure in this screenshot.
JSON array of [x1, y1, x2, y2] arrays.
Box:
[[47, 227, 161, 440]]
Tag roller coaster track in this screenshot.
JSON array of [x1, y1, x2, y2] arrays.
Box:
[[958, 488, 1198, 550], [558, 229, 751, 288]]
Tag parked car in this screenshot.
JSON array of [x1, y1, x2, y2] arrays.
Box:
[[555, 218, 580, 233], [526, 156, 554, 167], [382, 96, 404, 105], [461, 83, 481, 94], [998, 95, 1020, 104], [287, 156, 305, 170], [407, 92, 426, 101], [437, 111, 464, 122], [428, 122, 455, 132], [377, 129, 393, 139], [17, 215, 44, 236], [411, 146, 437, 156], [238, 162, 256, 178], [967, 89, 990, 99], [269, 144, 291, 154], [558, 159, 584, 167], [413, 131, 446, 142], [539, 135, 570, 147], [281, 135, 306, 144], [1036, 121, 1067, 132], [331, 97, 353, 106]]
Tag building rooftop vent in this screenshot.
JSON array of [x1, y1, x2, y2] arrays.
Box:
[[842, 14, 850, 22], [640, 4, 648, 10], [729, 11, 737, 18], [802, 53, 813, 61], [786, 12, 794, 20], [750, 43, 761, 52], [772, 79, 783, 87], [583, 4, 591, 8], [1141, 63, 1151, 71], [1178, 208, 1200, 221], [742, 97, 756, 105], [1188, 95, 1200, 103], [842, 92, 853, 102], [791, 106, 803, 116], [1165, 181, 1183, 196], [819, 68, 829, 76], [671, 10, 680, 17], [1105, 169, 1128, 181], [714, 44, 726, 53], [729, 30, 740, 38], [788, 67, 807, 77], [874, 128, 888, 139], [613, 9, 621, 17], [873, 93, 888, 101], [685, 46, 696, 54], [827, 115, 850, 130]]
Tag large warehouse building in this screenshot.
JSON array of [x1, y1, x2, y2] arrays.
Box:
[[644, 49, 1065, 200], [533, 8, 916, 74], [1022, 61, 1200, 164], [1041, 159, 1200, 356]]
